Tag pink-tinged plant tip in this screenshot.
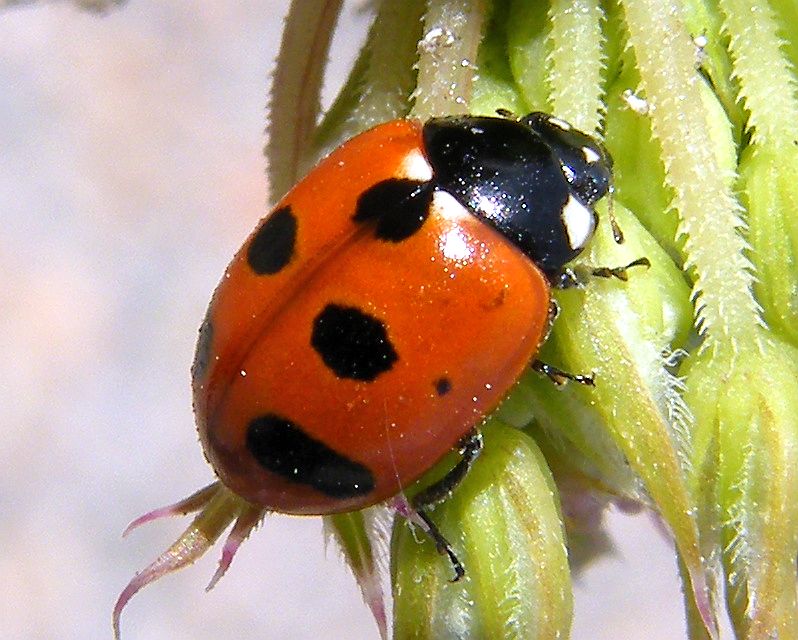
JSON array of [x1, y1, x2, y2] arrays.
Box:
[[325, 509, 392, 640], [122, 482, 221, 537], [205, 505, 263, 592], [114, 484, 260, 639], [114, 527, 216, 640]]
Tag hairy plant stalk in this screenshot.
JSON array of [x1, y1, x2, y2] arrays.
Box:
[[265, 0, 343, 201], [411, 0, 487, 119], [621, 0, 759, 343], [547, 0, 606, 133], [718, 0, 798, 147]]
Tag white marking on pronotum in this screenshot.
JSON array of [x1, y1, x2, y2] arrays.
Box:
[[400, 149, 434, 182], [582, 146, 601, 163], [546, 115, 572, 131], [561, 195, 596, 250]]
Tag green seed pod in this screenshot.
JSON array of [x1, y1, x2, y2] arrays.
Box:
[[739, 144, 798, 348], [771, 0, 798, 76], [497, 199, 715, 626], [392, 420, 571, 640], [500, 201, 692, 498], [684, 335, 798, 638]]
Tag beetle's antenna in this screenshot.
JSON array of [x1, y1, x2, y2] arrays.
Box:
[[608, 183, 624, 244]]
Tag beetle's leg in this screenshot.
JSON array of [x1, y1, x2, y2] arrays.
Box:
[[532, 359, 595, 387], [537, 300, 559, 345], [413, 509, 465, 582], [541, 258, 648, 384], [412, 430, 483, 509], [553, 257, 650, 289], [590, 256, 651, 281], [409, 430, 483, 582], [607, 198, 626, 244], [533, 304, 592, 387], [531, 307, 594, 385]]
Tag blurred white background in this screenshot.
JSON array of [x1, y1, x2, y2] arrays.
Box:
[[0, 2, 688, 638]]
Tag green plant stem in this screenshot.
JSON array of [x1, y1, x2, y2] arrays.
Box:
[[411, 0, 488, 119], [547, 0, 606, 134], [265, 0, 343, 202], [313, 0, 425, 160], [718, 0, 798, 148]]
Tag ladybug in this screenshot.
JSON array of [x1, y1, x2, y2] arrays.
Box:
[[192, 111, 614, 558], [116, 111, 630, 636]]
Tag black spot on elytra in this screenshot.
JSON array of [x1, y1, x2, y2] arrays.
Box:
[[191, 316, 213, 381], [311, 304, 398, 381], [246, 413, 374, 498], [247, 205, 297, 275], [353, 178, 434, 242], [434, 376, 452, 396]]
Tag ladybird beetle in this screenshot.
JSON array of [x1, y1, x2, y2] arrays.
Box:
[[193, 111, 612, 518], [117, 111, 626, 634]]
